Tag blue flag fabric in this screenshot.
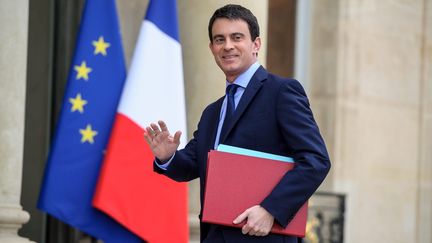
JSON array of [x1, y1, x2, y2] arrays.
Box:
[[144, 0, 180, 41], [38, 0, 142, 242]]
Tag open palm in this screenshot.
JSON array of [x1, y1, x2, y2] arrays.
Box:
[[144, 120, 182, 162]]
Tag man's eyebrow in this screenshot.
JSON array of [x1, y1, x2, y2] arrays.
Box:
[[231, 32, 245, 36], [212, 34, 225, 40], [213, 32, 246, 39]]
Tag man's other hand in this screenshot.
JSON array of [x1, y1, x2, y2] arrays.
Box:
[[233, 205, 274, 236]]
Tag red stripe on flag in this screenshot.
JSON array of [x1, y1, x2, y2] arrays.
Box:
[[93, 113, 189, 243]]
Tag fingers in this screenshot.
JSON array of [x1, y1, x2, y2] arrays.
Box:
[[145, 121, 181, 144], [143, 129, 152, 145], [150, 123, 161, 135], [233, 209, 257, 235], [145, 126, 156, 140], [242, 223, 257, 236], [242, 223, 270, 237], [242, 224, 251, 235], [148, 120, 171, 136], [234, 205, 273, 237], [146, 121, 167, 140], [145, 125, 155, 139], [158, 120, 169, 132], [233, 210, 248, 225], [241, 221, 260, 236], [173, 131, 182, 145]]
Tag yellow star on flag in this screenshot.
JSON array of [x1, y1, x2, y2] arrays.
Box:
[[69, 93, 88, 113], [74, 61, 92, 80], [92, 36, 110, 56], [79, 124, 98, 144]]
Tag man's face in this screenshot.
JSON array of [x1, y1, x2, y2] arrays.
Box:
[[209, 18, 261, 82]]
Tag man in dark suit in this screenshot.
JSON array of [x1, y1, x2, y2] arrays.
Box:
[[144, 4, 330, 243]]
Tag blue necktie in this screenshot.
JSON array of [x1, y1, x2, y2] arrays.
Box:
[[219, 84, 239, 144]]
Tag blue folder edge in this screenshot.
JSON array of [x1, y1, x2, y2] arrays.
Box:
[[217, 144, 294, 163]]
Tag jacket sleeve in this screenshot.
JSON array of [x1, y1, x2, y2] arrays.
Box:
[[260, 79, 331, 228], [153, 129, 200, 182]]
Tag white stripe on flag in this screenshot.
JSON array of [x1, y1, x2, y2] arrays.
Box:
[[118, 20, 187, 147]]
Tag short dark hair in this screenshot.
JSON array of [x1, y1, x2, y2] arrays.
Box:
[[208, 4, 260, 42]]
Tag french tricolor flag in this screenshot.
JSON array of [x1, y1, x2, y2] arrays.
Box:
[[93, 0, 189, 242]]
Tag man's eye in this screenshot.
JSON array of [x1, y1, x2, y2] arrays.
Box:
[[214, 38, 223, 44]]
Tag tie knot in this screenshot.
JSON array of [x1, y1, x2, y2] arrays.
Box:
[[226, 84, 239, 97]]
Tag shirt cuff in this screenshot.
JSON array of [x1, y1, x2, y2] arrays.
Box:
[[154, 153, 175, 170]]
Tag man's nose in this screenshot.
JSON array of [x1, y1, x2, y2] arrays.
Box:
[[223, 39, 234, 50]]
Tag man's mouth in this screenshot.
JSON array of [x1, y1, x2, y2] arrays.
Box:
[[222, 54, 238, 60]]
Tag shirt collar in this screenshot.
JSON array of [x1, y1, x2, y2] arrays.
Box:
[[226, 62, 260, 89]]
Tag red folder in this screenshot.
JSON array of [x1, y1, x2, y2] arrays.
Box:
[[202, 150, 308, 237]]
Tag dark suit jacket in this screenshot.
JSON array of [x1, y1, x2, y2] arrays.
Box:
[[154, 66, 331, 243]]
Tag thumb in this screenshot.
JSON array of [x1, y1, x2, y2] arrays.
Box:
[[233, 209, 249, 224]]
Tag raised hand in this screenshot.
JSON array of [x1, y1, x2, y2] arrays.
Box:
[[144, 120, 182, 162]]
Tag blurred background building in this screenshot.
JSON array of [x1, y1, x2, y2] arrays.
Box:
[[0, 0, 430, 242]]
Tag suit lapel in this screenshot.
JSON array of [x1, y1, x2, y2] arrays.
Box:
[[220, 66, 268, 143]]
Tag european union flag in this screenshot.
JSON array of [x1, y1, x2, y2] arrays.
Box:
[[38, 0, 142, 242]]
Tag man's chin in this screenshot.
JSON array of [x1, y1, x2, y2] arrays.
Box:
[[220, 65, 239, 74]]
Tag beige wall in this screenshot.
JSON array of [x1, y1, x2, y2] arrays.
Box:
[[308, 0, 432, 242], [117, 0, 149, 68], [418, 1, 432, 242]]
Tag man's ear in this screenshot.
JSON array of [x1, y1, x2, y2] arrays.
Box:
[[253, 37, 262, 54]]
